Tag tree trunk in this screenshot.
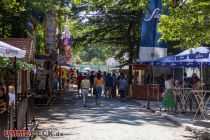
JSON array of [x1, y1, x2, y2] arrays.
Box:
[[127, 22, 133, 85]]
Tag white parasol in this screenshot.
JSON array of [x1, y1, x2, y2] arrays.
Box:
[[0, 41, 26, 58]]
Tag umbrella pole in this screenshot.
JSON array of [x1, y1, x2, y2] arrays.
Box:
[[59, 65, 62, 95], [173, 68, 174, 80], [14, 57, 17, 131], [201, 62, 203, 89], [183, 67, 184, 87]]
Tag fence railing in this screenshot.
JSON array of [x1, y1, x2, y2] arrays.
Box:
[[17, 97, 28, 130], [17, 93, 35, 130], [27, 94, 35, 127], [0, 93, 35, 140]]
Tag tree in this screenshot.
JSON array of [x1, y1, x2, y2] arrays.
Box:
[[71, 0, 148, 56], [70, 1, 148, 84], [0, 0, 75, 53], [158, 0, 210, 49]]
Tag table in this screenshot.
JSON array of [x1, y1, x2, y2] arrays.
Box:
[[191, 90, 210, 120], [174, 88, 192, 114]]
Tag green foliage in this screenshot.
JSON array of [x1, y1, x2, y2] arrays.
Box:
[[79, 0, 148, 11], [16, 60, 35, 70], [0, 0, 23, 12], [0, 0, 31, 38], [0, 0, 148, 65], [72, 0, 82, 5], [91, 57, 103, 64], [0, 57, 12, 69], [158, 0, 210, 49], [0, 57, 35, 70], [70, 0, 146, 64]]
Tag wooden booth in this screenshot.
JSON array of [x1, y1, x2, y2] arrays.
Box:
[[131, 64, 169, 100]]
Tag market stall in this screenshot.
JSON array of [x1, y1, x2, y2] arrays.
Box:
[[131, 64, 168, 100]]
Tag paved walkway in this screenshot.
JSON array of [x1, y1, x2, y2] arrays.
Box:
[[132, 99, 210, 139], [33, 92, 196, 140]]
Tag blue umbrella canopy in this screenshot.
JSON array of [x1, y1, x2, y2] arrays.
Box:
[[154, 46, 210, 68], [154, 56, 208, 68], [154, 55, 177, 67], [176, 46, 210, 63]]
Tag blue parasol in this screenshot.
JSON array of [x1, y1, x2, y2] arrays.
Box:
[[154, 46, 210, 68]]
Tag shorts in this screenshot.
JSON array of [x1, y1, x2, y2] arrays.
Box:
[[81, 89, 89, 96]]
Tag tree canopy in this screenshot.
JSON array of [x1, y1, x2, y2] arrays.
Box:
[[1, 0, 209, 64], [158, 0, 210, 49], [70, 0, 149, 64]]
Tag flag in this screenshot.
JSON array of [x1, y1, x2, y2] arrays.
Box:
[[139, 0, 167, 63]]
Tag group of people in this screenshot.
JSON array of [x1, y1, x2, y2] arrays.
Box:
[[0, 85, 16, 109], [162, 72, 202, 113], [77, 71, 128, 107]]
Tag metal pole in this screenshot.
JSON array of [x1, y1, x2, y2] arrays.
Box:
[[173, 68, 174, 81], [201, 62, 203, 90], [14, 57, 17, 140], [14, 57, 17, 127], [183, 67, 184, 86], [59, 65, 62, 95], [25, 110, 28, 130]]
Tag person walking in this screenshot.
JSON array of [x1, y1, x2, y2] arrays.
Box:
[[89, 71, 95, 95], [94, 72, 104, 106], [102, 71, 107, 95], [77, 72, 84, 96], [112, 73, 118, 97], [81, 76, 90, 107], [53, 77, 59, 94], [104, 73, 113, 99], [118, 75, 127, 102]]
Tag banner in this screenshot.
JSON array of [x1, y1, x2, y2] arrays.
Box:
[[139, 0, 167, 63], [45, 7, 56, 53], [65, 46, 70, 62], [50, 54, 66, 64], [62, 25, 72, 62]]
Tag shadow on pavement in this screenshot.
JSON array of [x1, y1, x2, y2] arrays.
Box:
[[34, 92, 183, 128]]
